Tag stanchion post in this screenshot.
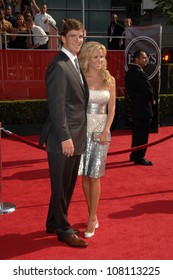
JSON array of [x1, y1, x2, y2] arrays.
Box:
[[0, 122, 16, 214]]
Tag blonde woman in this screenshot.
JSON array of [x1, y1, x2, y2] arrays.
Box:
[[78, 41, 116, 238], [10, 14, 27, 49]]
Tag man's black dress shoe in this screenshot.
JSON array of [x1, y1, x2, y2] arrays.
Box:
[[46, 227, 80, 235], [134, 158, 153, 166], [58, 233, 88, 248], [46, 227, 57, 234], [129, 155, 134, 162]]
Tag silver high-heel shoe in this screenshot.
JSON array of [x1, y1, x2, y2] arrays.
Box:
[[95, 220, 99, 229], [84, 219, 99, 238], [84, 231, 95, 238]]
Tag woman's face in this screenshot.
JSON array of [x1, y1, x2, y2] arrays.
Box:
[[17, 16, 24, 25], [88, 48, 104, 71]]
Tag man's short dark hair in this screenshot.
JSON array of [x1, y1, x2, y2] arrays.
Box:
[[60, 18, 84, 36], [133, 50, 146, 61], [25, 18, 34, 24]]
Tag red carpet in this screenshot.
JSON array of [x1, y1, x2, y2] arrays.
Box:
[[0, 126, 173, 260]]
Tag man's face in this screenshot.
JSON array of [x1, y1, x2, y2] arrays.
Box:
[[136, 52, 148, 68], [40, 5, 47, 14], [111, 14, 117, 24], [0, 11, 4, 21], [26, 21, 33, 30], [124, 18, 132, 27], [61, 29, 84, 56], [6, 7, 12, 16]]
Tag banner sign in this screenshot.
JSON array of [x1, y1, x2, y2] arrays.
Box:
[[125, 24, 162, 131]]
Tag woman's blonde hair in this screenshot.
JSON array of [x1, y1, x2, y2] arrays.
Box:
[[78, 41, 112, 87]]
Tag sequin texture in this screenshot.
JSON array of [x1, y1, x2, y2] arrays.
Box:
[[78, 90, 110, 178]]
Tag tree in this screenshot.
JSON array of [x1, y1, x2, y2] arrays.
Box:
[[153, 0, 173, 25]]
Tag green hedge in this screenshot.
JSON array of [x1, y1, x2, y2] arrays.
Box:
[[0, 95, 173, 133], [159, 94, 173, 116], [0, 99, 48, 125]]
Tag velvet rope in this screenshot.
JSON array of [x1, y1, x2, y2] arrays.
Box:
[[1, 127, 173, 156], [1, 128, 46, 151], [108, 133, 173, 156]]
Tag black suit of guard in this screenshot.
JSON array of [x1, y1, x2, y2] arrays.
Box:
[[125, 62, 154, 162], [107, 22, 125, 50]]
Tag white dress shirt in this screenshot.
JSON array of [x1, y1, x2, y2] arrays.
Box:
[[32, 25, 48, 46], [34, 12, 56, 33], [61, 47, 83, 83], [61, 47, 77, 67]]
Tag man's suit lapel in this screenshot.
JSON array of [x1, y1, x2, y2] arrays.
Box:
[[59, 51, 84, 87], [59, 51, 89, 102], [66, 59, 86, 91]]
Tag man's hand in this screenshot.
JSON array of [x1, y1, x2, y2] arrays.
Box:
[[62, 139, 75, 157]]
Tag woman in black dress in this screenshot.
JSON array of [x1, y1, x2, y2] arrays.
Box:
[[10, 14, 27, 48]]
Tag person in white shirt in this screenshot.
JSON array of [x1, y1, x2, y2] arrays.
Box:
[[25, 18, 48, 49], [34, 3, 56, 35]]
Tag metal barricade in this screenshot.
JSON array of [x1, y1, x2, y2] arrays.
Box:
[[0, 49, 125, 100], [0, 34, 2, 50], [0, 32, 126, 100], [0, 122, 16, 214]]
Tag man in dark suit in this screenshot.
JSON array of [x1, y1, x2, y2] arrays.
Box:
[[39, 19, 89, 247], [107, 14, 125, 50], [5, 5, 16, 27], [125, 50, 155, 166]]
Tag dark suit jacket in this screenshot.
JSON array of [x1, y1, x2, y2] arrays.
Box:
[[39, 51, 89, 155], [125, 64, 154, 119], [107, 23, 125, 50]]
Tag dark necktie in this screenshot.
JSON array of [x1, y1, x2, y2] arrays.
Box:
[[74, 58, 80, 73], [30, 30, 34, 45], [27, 29, 34, 48], [74, 58, 83, 83]]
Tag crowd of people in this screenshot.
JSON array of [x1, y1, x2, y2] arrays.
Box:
[[0, 0, 56, 49], [107, 13, 132, 50], [0, 3, 132, 51]]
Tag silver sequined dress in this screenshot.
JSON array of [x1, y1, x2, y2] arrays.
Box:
[[78, 90, 110, 178]]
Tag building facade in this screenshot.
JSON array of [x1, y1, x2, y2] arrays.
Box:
[[38, 0, 173, 48]]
